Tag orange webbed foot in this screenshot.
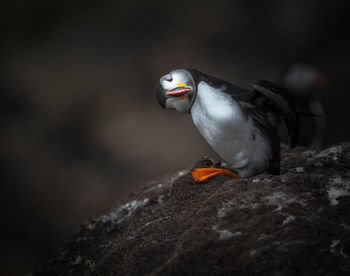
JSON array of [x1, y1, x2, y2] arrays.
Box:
[[192, 168, 239, 182]]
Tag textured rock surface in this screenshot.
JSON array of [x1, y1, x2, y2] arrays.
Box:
[[34, 143, 350, 275]]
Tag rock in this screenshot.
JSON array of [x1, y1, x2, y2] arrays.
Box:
[[33, 143, 350, 276]]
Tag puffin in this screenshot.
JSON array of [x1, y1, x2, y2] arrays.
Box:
[[156, 69, 298, 182], [280, 63, 327, 149]]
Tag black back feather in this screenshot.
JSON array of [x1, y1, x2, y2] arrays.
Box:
[[251, 80, 299, 148]]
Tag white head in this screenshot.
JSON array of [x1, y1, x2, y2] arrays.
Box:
[[156, 69, 197, 114], [282, 63, 329, 95]]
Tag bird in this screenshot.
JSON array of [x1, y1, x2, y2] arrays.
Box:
[[155, 69, 298, 182], [280, 63, 327, 149]]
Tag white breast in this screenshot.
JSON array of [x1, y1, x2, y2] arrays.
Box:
[[190, 81, 272, 177]]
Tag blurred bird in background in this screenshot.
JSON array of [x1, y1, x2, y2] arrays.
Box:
[[280, 63, 328, 149]]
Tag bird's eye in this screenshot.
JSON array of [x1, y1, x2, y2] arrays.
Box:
[[164, 75, 173, 82]]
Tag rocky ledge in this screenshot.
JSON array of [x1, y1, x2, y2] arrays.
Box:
[[34, 143, 350, 276]]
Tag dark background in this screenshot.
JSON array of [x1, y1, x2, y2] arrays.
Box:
[[1, 0, 349, 274]]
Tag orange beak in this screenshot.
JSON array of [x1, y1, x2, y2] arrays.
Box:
[[166, 87, 192, 97]]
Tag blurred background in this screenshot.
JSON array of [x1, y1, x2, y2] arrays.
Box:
[[1, 0, 350, 274]]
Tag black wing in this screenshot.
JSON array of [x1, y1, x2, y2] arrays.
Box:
[[251, 80, 299, 148]]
